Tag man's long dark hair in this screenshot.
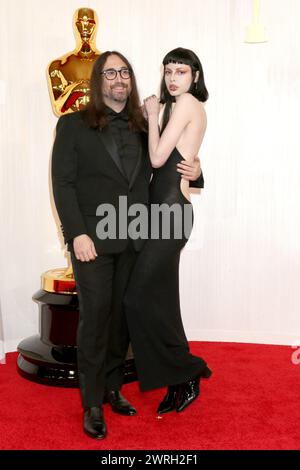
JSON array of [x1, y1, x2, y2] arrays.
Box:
[[160, 47, 209, 132], [84, 50, 146, 131]]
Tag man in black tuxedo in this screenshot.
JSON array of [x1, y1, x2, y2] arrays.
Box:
[[51, 50, 203, 439]]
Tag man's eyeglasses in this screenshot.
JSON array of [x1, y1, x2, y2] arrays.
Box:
[[101, 68, 131, 80]]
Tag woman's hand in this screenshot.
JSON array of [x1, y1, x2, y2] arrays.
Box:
[[143, 95, 160, 117], [141, 104, 148, 120]]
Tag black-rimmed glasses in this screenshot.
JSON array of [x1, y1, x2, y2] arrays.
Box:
[[100, 68, 131, 80]]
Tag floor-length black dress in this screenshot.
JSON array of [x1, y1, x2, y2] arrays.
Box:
[[124, 147, 208, 391]]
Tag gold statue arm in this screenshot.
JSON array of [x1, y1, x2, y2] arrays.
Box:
[[48, 68, 86, 116]]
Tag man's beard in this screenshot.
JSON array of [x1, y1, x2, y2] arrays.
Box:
[[105, 83, 130, 103]]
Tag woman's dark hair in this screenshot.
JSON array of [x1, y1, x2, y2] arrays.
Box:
[[160, 47, 209, 132], [84, 50, 146, 131]]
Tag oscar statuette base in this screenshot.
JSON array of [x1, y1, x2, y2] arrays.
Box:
[[17, 270, 137, 387]]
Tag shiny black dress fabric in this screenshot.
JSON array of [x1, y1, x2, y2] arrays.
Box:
[[124, 148, 207, 391]]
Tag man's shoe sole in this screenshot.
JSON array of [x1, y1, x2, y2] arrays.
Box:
[[84, 428, 107, 440]]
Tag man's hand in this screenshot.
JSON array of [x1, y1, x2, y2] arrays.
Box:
[[73, 234, 98, 262], [177, 156, 201, 181]]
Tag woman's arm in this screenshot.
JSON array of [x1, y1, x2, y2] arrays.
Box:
[[144, 93, 196, 168]]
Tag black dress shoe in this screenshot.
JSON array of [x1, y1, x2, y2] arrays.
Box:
[[201, 365, 213, 379], [157, 385, 179, 414], [83, 406, 107, 439], [176, 366, 212, 413], [105, 390, 136, 416]]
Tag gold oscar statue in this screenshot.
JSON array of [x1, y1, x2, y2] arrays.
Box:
[[47, 7, 101, 116], [46, 7, 101, 292], [17, 9, 100, 385]]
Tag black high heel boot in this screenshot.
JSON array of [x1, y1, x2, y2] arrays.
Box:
[[176, 366, 212, 413], [157, 385, 179, 414]]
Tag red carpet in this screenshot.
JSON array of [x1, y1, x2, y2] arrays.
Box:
[[0, 342, 299, 450]]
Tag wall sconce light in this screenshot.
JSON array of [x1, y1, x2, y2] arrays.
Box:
[[245, 0, 268, 43]]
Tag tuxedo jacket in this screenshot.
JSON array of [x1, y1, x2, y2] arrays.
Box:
[[51, 111, 204, 254]]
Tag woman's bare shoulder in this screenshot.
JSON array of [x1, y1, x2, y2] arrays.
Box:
[[177, 93, 206, 113]]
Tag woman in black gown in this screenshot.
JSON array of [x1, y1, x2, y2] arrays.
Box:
[[124, 48, 211, 414]]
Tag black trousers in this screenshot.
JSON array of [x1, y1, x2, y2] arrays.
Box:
[[71, 242, 138, 408]]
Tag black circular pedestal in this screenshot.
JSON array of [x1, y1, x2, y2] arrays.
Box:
[[17, 289, 137, 387]]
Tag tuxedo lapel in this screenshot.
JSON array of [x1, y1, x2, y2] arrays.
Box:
[[97, 126, 127, 182]]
